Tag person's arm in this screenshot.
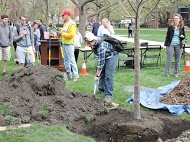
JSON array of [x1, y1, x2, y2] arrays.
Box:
[[164, 25, 170, 47], [94, 69, 102, 81], [108, 25, 115, 35], [9, 26, 13, 46], [61, 24, 76, 39], [97, 26, 102, 37], [13, 26, 25, 42], [180, 27, 185, 40], [30, 28, 36, 53], [42, 25, 47, 32], [37, 29, 41, 45], [94, 46, 106, 81]]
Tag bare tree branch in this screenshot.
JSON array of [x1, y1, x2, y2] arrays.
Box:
[[86, 1, 119, 18], [115, 0, 131, 17], [28, 0, 46, 15], [81, 0, 95, 8], [128, 0, 136, 14], [144, 0, 161, 21]]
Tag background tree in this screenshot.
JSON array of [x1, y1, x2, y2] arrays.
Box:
[[71, 0, 120, 37]]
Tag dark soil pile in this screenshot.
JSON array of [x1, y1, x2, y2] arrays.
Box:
[[0, 66, 113, 126], [0, 66, 190, 142], [160, 74, 190, 105]]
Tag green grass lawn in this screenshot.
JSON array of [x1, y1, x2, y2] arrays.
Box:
[[0, 28, 189, 141]]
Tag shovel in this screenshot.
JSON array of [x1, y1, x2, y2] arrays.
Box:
[[93, 80, 98, 95], [25, 35, 30, 65]]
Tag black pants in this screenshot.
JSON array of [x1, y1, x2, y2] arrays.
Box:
[[74, 49, 79, 63], [128, 30, 133, 38]]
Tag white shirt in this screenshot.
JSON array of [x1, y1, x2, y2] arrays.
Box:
[[74, 31, 82, 49]]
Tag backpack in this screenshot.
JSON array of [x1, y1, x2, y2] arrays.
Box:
[[94, 34, 124, 52]]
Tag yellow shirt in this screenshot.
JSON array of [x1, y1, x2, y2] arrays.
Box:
[[61, 20, 76, 44]]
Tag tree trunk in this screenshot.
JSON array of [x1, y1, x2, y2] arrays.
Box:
[[78, 9, 86, 38], [46, 0, 49, 26], [133, 0, 142, 120]]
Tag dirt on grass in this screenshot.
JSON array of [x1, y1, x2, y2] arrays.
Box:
[[0, 66, 190, 142]]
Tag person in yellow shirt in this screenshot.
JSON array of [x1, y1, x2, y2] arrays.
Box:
[[60, 10, 79, 82]]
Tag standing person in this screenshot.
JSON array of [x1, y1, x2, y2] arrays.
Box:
[[32, 22, 40, 49], [84, 32, 118, 101], [13, 16, 36, 69], [37, 19, 46, 55], [91, 19, 99, 36], [97, 18, 114, 37], [74, 29, 82, 63], [127, 23, 133, 38], [32, 22, 41, 60], [37, 19, 47, 40], [0, 15, 13, 76], [60, 10, 79, 82], [164, 14, 185, 78]]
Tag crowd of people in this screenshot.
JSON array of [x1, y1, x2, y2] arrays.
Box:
[[0, 11, 186, 102], [0, 14, 51, 74]]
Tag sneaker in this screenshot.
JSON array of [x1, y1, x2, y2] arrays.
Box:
[[14, 59, 19, 65], [64, 72, 72, 81], [2, 72, 6, 76], [73, 78, 78, 82], [67, 72, 72, 80], [104, 95, 112, 102]]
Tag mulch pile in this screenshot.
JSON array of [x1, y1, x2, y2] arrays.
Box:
[[160, 74, 190, 105]]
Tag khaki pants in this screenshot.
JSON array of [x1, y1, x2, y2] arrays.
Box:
[[0, 46, 11, 61]]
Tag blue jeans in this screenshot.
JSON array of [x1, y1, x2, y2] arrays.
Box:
[[98, 53, 118, 97], [62, 44, 79, 79]]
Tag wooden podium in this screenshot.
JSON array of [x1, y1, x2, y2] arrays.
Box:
[[40, 38, 65, 72]]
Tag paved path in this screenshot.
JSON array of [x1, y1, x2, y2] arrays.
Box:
[[114, 35, 190, 53], [114, 35, 165, 47]]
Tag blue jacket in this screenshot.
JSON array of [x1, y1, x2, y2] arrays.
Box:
[[92, 22, 99, 36]]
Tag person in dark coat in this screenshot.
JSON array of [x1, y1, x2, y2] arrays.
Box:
[[164, 14, 185, 78], [127, 23, 133, 38], [92, 19, 99, 36]]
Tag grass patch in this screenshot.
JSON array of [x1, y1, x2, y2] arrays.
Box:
[[85, 114, 95, 123], [37, 104, 51, 118], [0, 124, 95, 142], [0, 102, 14, 116]]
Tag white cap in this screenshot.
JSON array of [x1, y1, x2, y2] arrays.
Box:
[[84, 31, 97, 41]]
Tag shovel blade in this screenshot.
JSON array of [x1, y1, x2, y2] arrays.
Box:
[[93, 80, 98, 95]]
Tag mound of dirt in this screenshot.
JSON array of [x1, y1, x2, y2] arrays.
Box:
[[160, 74, 190, 105], [0, 66, 113, 126], [0, 66, 190, 142]]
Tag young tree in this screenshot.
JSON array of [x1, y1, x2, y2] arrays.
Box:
[[127, 0, 164, 119]]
